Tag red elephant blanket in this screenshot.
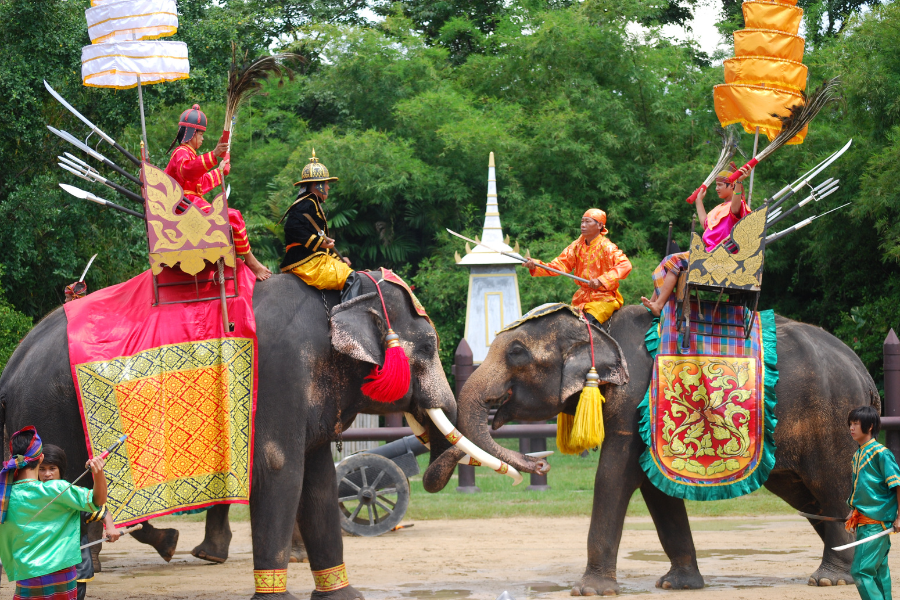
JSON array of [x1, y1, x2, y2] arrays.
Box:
[[638, 301, 778, 501], [63, 262, 257, 526]]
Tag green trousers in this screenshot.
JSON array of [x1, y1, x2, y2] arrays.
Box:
[[852, 523, 893, 600]]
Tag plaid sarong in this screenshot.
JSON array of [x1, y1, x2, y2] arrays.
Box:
[[659, 298, 761, 356], [651, 252, 688, 297], [14, 567, 76, 600]]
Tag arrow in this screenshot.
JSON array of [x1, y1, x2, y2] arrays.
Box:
[[44, 80, 141, 166], [25, 435, 128, 527], [59, 184, 144, 219], [47, 126, 142, 187], [446, 229, 590, 284]]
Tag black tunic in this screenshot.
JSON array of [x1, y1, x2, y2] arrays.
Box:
[[279, 193, 337, 271]]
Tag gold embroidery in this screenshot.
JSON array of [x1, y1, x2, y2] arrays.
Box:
[[254, 569, 288, 594], [313, 564, 349, 592]]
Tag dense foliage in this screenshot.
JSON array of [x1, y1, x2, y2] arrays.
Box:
[[1, 0, 898, 393]]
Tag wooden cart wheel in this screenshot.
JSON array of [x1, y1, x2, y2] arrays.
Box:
[[335, 453, 410, 537]]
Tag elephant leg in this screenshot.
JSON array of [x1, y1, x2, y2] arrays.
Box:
[[573, 436, 647, 597], [130, 519, 180, 562], [250, 441, 305, 600], [192, 504, 233, 563], [291, 508, 309, 563], [639, 481, 704, 590], [299, 445, 363, 600], [764, 471, 853, 586]]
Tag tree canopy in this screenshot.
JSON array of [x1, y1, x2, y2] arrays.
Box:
[[1, 0, 898, 390]]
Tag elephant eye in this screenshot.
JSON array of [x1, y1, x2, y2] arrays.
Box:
[[418, 342, 435, 356], [506, 342, 530, 366]]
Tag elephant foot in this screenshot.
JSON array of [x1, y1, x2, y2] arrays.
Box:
[[655, 565, 704, 590], [131, 524, 180, 562], [311, 585, 364, 600], [807, 563, 852, 586], [191, 534, 231, 564], [250, 593, 299, 600], [571, 572, 619, 596]]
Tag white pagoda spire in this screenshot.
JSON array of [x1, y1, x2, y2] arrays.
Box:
[[458, 152, 521, 266], [456, 152, 523, 364]]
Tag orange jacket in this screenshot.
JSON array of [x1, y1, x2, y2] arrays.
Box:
[[529, 235, 632, 308]]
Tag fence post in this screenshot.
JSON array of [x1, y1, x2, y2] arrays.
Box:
[[452, 338, 480, 493], [885, 329, 900, 462]]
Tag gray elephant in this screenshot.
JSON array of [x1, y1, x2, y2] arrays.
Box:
[[0, 272, 526, 600], [424, 304, 877, 595]]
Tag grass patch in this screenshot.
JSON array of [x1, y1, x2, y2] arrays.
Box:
[[160, 439, 796, 524]]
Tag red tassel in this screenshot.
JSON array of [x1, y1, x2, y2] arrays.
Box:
[[361, 329, 411, 403]]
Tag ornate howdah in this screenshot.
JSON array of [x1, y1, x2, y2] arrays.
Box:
[[686, 205, 768, 289], [142, 162, 235, 276]]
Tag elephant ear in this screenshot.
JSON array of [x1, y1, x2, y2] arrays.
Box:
[[330, 292, 385, 365], [560, 325, 629, 402]]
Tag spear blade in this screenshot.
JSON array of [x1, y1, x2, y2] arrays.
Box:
[[80, 254, 98, 282], [44, 80, 141, 166]]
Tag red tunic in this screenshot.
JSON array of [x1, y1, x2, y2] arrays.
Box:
[[164, 145, 250, 254]]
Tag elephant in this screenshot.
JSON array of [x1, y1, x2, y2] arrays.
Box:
[[423, 304, 878, 595], [0, 271, 535, 599]]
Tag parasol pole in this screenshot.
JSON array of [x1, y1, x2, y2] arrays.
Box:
[[137, 76, 148, 162], [747, 127, 759, 207]]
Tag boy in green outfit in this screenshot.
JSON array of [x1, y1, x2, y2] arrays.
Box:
[[0, 426, 109, 600], [846, 405, 900, 600]]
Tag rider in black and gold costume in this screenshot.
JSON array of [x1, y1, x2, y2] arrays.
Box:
[[279, 151, 354, 290]]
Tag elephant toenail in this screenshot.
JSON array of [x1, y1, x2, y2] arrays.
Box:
[[661, 581, 673, 590], [820, 579, 833, 586], [808, 578, 817, 586], [837, 579, 847, 585]]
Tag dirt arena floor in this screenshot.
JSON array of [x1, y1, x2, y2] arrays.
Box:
[[0, 515, 876, 599]]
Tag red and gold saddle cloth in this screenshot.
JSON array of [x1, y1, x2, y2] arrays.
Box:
[[638, 301, 778, 501], [64, 262, 257, 526]]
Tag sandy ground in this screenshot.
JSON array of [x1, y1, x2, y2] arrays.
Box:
[[0, 516, 876, 600]]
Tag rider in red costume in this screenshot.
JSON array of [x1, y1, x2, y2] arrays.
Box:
[[164, 104, 271, 281]]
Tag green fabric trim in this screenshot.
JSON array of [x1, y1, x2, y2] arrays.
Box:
[[638, 310, 779, 501]]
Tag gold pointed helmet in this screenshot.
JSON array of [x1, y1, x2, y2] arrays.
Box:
[[293, 149, 338, 186]]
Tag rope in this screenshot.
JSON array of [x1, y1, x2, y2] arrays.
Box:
[[581, 310, 596, 369], [360, 271, 391, 328]]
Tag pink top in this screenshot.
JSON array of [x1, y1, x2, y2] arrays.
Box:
[[702, 200, 750, 251]]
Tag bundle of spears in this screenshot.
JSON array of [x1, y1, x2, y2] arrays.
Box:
[[48, 47, 302, 220]]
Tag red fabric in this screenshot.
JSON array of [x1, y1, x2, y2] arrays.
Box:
[[165, 145, 220, 200], [63, 261, 258, 458]]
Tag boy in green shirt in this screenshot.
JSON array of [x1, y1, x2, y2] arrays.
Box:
[[846, 405, 900, 600], [0, 427, 109, 599]]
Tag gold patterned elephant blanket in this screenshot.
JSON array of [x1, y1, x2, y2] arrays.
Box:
[[637, 303, 778, 501], [63, 262, 257, 525]]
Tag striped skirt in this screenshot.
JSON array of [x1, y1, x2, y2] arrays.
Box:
[[651, 252, 689, 297], [14, 567, 77, 600]]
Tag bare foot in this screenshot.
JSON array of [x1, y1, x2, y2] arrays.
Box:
[[640, 296, 663, 317], [243, 252, 272, 281]]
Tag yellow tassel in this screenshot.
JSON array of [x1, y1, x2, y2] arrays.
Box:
[[556, 412, 578, 455], [570, 368, 606, 452]]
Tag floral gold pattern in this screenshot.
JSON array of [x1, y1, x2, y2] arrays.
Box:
[[445, 429, 462, 445], [687, 206, 768, 288], [142, 162, 234, 276], [651, 355, 763, 483]]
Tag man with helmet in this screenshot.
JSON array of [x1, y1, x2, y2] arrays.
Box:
[[278, 150, 353, 290], [164, 104, 272, 281], [522, 209, 632, 324]]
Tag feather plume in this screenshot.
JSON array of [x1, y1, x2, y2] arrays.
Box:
[[757, 77, 841, 162], [224, 43, 304, 133], [686, 126, 739, 203], [729, 78, 841, 183]]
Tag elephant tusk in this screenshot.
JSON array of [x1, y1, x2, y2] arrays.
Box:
[[403, 412, 431, 449], [425, 408, 523, 486]]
